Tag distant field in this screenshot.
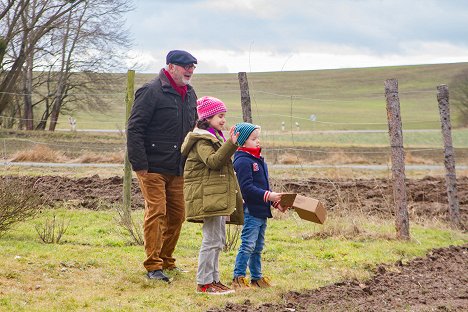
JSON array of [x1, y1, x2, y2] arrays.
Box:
[[63, 62, 468, 131]]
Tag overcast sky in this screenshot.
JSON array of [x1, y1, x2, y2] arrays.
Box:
[[125, 0, 468, 73]]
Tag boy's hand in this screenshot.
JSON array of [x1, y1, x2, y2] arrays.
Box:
[[229, 126, 240, 144], [269, 192, 282, 202]]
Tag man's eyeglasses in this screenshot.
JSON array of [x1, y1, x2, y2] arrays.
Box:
[[174, 63, 196, 70]]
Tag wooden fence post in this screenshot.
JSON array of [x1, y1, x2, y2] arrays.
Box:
[[123, 70, 135, 220], [238, 72, 252, 123], [385, 78, 410, 240], [436, 85, 461, 227]]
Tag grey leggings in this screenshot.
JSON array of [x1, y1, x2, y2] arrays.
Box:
[[197, 216, 226, 285]]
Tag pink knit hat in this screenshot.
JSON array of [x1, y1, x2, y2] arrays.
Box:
[[196, 96, 227, 120]]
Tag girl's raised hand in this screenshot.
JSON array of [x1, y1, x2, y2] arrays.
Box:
[[229, 126, 240, 144]]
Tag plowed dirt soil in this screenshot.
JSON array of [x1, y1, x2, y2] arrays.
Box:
[[208, 245, 467, 312], [3, 175, 467, 224]]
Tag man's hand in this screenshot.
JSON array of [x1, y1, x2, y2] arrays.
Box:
[[136, 170, 148, 176]]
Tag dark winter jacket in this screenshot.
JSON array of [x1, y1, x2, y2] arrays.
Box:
[[181, 128, 244, 225], [233, 150, 273, 219], [127, 68, 197, 175]]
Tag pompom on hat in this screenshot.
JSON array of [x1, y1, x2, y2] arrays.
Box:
[[234, 122, 260, 146], [196, 96, 227, 120], [166, 50, 197, 65]]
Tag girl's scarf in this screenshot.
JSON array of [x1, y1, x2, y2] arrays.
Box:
[[207, 128, 226, 142]]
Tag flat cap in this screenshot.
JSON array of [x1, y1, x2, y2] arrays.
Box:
[[166, 50, 197, 65]]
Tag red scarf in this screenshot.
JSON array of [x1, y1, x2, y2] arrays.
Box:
[[237, 146, 261, 158], [163, 69, 187, 100]]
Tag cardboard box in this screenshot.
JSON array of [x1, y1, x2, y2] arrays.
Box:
[[280, 193, 327, 224]]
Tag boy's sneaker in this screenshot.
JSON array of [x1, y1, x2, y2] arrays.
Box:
[[232, 276, 250, 289], [196, 283, 232, 295], [250, 277, 271, 288], [213, 281, 235, 294]]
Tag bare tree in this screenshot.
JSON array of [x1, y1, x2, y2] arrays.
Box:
[[0, 0, 84, 117], [1, 0, 133, 130], [46, 0, 133, 131], [449, 69, 468, 127]]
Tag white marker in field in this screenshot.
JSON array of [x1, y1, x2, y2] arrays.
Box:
[[281, 121, 285, 131], [68, 117, 77, 131]]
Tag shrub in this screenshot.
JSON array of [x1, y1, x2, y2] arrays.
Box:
[[0, 178, 46, 236], [35, 214, 69, 244]]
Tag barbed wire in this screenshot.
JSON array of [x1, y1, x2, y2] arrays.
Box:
[[0, 112, 444, 127], [1, 133, 454, 155], [1, 137, 125, 151], [0, 91, 126, 97], [266, 147, 444, 154], [0, 87, 438, 100], [0, 115, 125, 125]]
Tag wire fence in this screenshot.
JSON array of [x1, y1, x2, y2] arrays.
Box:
[[1, 73, 467, 178]]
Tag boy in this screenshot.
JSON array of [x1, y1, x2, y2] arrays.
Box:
[[231, 122, 286, 289]]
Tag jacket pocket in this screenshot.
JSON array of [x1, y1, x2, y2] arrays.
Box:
[[145, 141, 179, 170], [203, 183, 228, 213]]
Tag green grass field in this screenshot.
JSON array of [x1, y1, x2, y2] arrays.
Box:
[[63, 62, 468, 132], [0, 208, 466, 312]]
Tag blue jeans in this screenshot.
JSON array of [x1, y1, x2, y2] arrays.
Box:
[[233, 209, 267, 280]]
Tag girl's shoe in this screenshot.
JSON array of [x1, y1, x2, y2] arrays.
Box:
[[196, 283, 233, 295], [213, 281, 235, 294], [250, 276, 271, 288]]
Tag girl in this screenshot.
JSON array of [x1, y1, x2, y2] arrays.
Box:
[[181, 96, 243, 295]]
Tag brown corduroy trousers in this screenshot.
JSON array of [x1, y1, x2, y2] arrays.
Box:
[[136, 172, 185, 272]]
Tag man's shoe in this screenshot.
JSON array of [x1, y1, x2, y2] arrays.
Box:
[[232, 276, 250, 289], [146, 269, 171, 282], [164, 266, 189, 273], [250, 276, 271, 288]]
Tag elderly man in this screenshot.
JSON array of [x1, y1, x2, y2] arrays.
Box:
[[127, 50, 198, 282]]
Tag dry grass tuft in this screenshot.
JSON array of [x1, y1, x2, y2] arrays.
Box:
[[72, 152, 124, 164], [313, 151, 368, 165], [10, 146, 124, 164], [278, 152, 303, 164], [301, 220, 395, 241], [405, 152, 435, 165], [10, 145, 68, 162]]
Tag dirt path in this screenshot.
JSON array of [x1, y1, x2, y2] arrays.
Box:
[[208, 245, 468, 312]]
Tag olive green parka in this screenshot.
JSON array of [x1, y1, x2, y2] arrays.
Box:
[[181, 128, 244, 225]]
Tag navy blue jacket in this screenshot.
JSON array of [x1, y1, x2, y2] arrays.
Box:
[[233, 150, 273, 219]]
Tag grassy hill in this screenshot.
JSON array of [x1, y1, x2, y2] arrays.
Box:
[[4, 63, 467, 169], [68, 62, 468, 132]]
